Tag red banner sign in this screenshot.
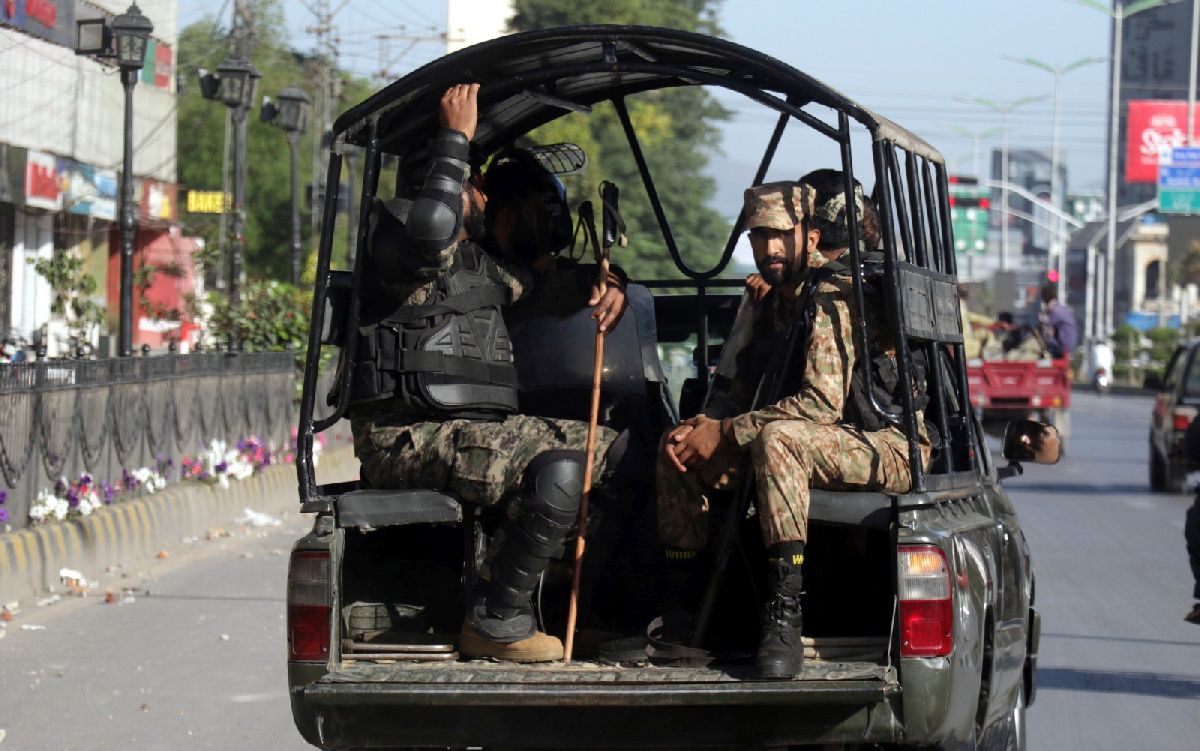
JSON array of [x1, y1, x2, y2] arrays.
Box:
[[1126, 100, 1200, 183]]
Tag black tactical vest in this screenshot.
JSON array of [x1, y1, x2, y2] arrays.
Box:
[[349, 243, 519, 419]]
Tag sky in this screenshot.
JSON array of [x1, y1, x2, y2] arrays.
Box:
[[177, 0, 1115, 188], [177, 0, 1117, 266]]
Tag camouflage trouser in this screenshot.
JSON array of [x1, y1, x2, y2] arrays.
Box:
[[658, 422, 920, 549], [353, 415, 617, 513]]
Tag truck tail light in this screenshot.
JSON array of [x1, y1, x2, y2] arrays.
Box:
[[1172, 408, 1196, 432], [898, 545, 953, 658], [288, 550, 331, 662]]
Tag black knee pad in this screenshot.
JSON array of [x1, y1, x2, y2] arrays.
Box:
[[487, 450, 586, 613], [523, 449, 587, 522]]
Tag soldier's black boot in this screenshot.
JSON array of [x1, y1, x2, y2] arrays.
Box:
[[754, 542, 805, 680], [460, 451, 584, 662]]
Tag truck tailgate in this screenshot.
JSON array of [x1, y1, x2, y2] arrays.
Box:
[[307, 659, 897, 706], [297, 660, 902, 748]]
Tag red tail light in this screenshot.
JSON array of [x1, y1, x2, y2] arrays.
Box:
[[898, 545, 953, 658], [288, 550, 331, 662], [1173, 411, 1195, 431]]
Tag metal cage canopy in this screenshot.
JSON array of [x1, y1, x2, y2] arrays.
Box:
[[331, 25, 943, 164]]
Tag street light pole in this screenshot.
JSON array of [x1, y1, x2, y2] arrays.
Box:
[[288, 130, 302, 285], [77, 4, 153, 357], [118, 68, 138, 357], [261, 86, 311, 286], [949, 125, 1001, 179], [1074, 0, 1184, 336], [1004, 55, 1106, 299], [963, 95, 1048, 272]]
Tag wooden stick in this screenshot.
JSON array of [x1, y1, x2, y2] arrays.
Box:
[[563, 255, 609, 664]]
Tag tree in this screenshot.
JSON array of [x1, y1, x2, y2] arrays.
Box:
[[509, 0, 731, 282], [176, 2, 375, 282], [33, 251, 104, 345]]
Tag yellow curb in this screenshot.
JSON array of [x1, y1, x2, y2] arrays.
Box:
[[0, 445, 357, 605]]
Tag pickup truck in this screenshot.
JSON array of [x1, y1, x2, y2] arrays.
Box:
[[287, 26, 1052, 751]]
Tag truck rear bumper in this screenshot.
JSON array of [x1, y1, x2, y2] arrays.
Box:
[[293, 661, 902, 748]]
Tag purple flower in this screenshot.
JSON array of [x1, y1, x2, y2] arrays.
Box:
[[80, 474, 92, 484], [55, 478, 68, 495], [0, 507, 8, 524], [101, 482, 115, 504], [66, 488, 80, 508], [215, 461, 228, 473], [198, 470, 210, 481], [0, 489, 7, 504], [236, 439, 248, 451]]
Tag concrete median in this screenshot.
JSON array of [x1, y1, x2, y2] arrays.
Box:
[[0, 445, 357, 608]]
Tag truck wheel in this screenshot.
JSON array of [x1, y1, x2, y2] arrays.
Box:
[[1166, 458, 1189, 494], [1150, 447, 1167, 492]]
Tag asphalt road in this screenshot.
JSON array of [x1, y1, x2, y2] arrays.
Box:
[[0, 391, 1197, 750], [1008, 392, 1200, 750]]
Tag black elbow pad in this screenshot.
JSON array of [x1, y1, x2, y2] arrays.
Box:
[[407, 129, 470, 250]]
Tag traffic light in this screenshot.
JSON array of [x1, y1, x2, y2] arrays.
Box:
[[948, 176, 990, 256]]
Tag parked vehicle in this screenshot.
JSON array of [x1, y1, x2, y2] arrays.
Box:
[[287, 25, 1054, 750], [1147, 339, 1200, 493]]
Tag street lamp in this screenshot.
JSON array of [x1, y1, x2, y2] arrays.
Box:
[[1004, 55, 1106, 300], [949, 125, 1002, 179], [74, 3, 154, 357], [261, 86, 311, 285], [199, 57, 261, 339], [1072, 0, 1188, 336], [959, 95, 1049, 272]]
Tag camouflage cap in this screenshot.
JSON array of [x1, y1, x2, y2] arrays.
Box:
[[743, 181, 813, 231], [810, 181, 865, 227]]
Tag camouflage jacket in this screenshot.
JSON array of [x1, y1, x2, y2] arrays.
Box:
[[720, 251, 909, 449]]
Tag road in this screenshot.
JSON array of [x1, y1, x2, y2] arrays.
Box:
[[1009, 392, 1200, 749], [0, 392, 1197, 750]]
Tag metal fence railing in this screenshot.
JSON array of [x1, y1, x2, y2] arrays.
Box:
[[0, 352, 295, 531]]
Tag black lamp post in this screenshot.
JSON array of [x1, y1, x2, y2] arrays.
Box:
[[200, 58, 260, 341], [76, 3, 153, 357], [262, 86, 311, 285]]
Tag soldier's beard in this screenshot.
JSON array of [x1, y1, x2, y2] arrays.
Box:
[[758, 254, 793, 286]]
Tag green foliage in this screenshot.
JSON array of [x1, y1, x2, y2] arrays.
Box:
[[177, 1, 376, 283], [1145, 326, 1180, 366], [32, 252, 105, 341], [1113, 323, 1140, 363], [510, 0, 731, 282], [205, 280, 309, 351]]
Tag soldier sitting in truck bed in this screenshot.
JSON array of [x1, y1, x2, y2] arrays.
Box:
[[655, 172, 930, 679], [346, 84, 629, 663]]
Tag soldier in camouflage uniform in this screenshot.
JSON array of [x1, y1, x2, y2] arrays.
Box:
[[349, 84, 626, 662], [656, 173, 929, 678]]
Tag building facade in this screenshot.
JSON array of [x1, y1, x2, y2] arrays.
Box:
[[0, 0, 178, 355]]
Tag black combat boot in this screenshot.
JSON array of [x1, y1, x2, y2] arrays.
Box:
[[460, 451, 584, 662], [754, 542, 805, 679]]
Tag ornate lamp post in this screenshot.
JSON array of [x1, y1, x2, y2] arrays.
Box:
[[262, 86, 311, 285], [200, 58, 261, 342], [76, 3, 153, 357]]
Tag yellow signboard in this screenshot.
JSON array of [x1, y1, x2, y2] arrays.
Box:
[[186, 190, 231, 214]]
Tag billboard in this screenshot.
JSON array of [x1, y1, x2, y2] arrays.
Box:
[[0, 0, 75, 48], [1125, 100, 1200, 184]]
